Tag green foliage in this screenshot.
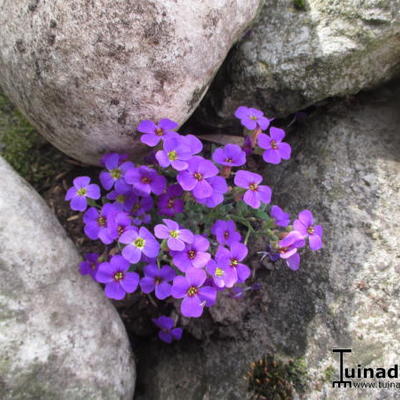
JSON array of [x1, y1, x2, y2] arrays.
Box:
[[293, 0, 306, 11], [246, 355, 309, 400], [0, 89, 67, 192]]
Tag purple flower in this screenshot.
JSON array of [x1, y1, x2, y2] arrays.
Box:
[[140, 264, 176, 300], [212, 144, 246, 167], [183, 134, 203, 155], [216, 243, 250, 283], [152, 316, 183, 343], [171, 267, 217, 318], [106, 189, 136, 212], [156, 136, 193, 171], [171, 234, 211, 272], [95, 255, 139, 300], [83, 203, 117, 244], [206, 259, 237, 288], [293, 210, 323, 251], [277, 231, 305, 270], [234, 106, 271, 131], [270, 205, 290, 227], [234, 170, 272, 209], [138, 118, 178, 147], [258, 127, 291, 164], [119, 227, 160, 264], [158, 184, 184, 216], [99, 153, 134, 192], [177, 156, 219, 199], [107, 211, 134, 240], [211, 220, 242, 246], [125, 166, 166, 196], [130, 195, 153, 217], [79, 253, 101, 279], [65, 176, 101, 211], [194, 176, 228, 208], [154, 219, 194, 251]]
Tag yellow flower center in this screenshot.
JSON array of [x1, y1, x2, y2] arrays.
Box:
[[307, 226, 315, 235], [141, 177, 151, 184], [167, 199, 175, 208], [193, 172, 203, 181], [77, 188, 87, 196], [116, 194, 125, 203], [114, 272, 124, 281], [156, 128, 164, 136], [215, 268, 224, 277], [187, 286, 198, 297], [188, 250, 196, 260], [111, 168, 121, 179], [168, 151, 177, 161], [231, 259, 239, 267], [134, 237, 146, 249], [249, 183, 258, 191], [270, 140, 278, 150], [170, 230, 179, 238], [224, 158, 233, 163], [97, 216, 106, 227]]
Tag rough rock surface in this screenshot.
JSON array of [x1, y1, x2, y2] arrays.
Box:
[[0, 0, 261, 165], [199, 0, 400, 125], [135, 82, 400, 400], [0, 157, 135, 399]]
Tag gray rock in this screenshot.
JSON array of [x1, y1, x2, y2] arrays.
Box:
[[0, 0, 261, 165], [135, 82, 400, 400], [199, 0, 400, 124], [0, 157, 135, 399]]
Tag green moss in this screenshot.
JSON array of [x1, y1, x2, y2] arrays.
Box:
[[323, 365, 336, 382], [246, 355, 309, 400], [293, 0, 306, 11], [0, 90, 68, 193]]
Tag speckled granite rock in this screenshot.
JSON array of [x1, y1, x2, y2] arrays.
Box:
[[135, 83, 400, 400], [0, 156, 135, 399], [0, 0, 261, 164], [199, 0, 400, 125]]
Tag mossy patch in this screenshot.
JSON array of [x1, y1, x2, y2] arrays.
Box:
[[0, 89, 69, 193], [293, 0, 306, 11], [246, 355, 309, 400]]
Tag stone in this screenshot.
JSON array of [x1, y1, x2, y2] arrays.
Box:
[[199, 0, 400, 125], [0, 156, 135, 399], [135, 82, 400, 399], [0, 0, 261, 165]]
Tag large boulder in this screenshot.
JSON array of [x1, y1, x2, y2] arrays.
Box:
[[0, 0, 261, 165], [135, 82, 400, 399], [199, 0, 400, 125], [0, 156, 135, 399]]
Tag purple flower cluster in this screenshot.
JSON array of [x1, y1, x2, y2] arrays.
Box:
[[66, 107, 324, 344]]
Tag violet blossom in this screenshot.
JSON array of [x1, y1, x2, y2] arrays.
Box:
[[95, 255, 139, 300], [177, 156, 219, 199], [152, 316, 183, 343], [234, 106, 271, 131], [270, 205, 290, 227], [138, 118, 178, 147], [154, 219, 194, 251], [65, 176, 100, 212], [293, 210, 323, 251], [171, 234, 211, 272], [258, 127, 291, 165], [171, 267, 217, 318], [119, 226, 160, 264], [140, 264, 176, 300], [211, 220, 242, 246], [234, 170, 272, 209]]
